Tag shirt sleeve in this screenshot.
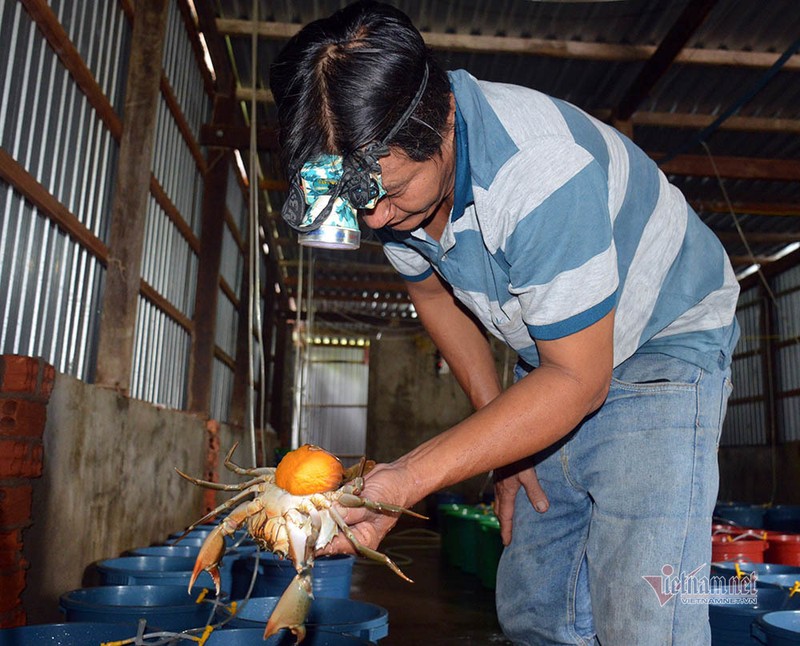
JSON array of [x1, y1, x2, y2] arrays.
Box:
[[374, 228, 434, 282], [495, 140, 619, 340]]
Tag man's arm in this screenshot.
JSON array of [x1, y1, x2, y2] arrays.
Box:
[[392, 305, 614, 498], [405, 272, 501, 409], [327, 304, 614, 553]]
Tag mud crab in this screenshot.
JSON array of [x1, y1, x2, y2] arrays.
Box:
[[175, 443, 423, 642]]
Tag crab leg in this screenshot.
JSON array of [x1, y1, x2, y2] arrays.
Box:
[[337, 491, 428, 520], [172, 481, 263, 540], [327, 507, 414, 583], [264, 566, 314, 643], [174, 468, 266, 492], [223, 441, 275, 477], [189, 496, 266, 593]]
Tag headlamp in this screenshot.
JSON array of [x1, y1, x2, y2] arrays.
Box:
[[281, 64, 430, 250]]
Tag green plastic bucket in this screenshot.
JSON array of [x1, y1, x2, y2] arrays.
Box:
[[476, 515, 503, 589], [443, 506, 486, 573]]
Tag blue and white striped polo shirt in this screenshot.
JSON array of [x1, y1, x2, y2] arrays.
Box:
[[377, 70, 740, 371]]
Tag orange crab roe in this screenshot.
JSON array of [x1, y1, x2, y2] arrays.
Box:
[[275, 444, 345, 495]]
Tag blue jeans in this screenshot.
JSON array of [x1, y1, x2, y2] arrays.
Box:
[[496, 353, 733, 645]]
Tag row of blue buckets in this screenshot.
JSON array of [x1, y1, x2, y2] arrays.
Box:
[[711, 500, 800, 645], [0, 524, 389, 645], [715, 503, 800, 534]]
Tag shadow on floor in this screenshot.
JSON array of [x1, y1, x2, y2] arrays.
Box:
[[349, 518, 512, 645]]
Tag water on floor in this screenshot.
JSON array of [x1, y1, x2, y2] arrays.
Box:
[[349, 518, 512, 645]]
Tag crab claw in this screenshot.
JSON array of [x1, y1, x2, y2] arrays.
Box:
[[264, 567, 314, 643], [188, 525, 225, 594]]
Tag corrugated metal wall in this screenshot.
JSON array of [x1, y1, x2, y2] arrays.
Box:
[[1, 0, 252, 424], [775, 265, 800, 443], [723, 286, 766, 445], [724, 265, 800, 447], [0, 1, 126, 380], [129, 0, 210, 408], [299, 343, 369, 464]]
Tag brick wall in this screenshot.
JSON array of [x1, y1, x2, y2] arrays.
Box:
[[0, 356, 54, 628]]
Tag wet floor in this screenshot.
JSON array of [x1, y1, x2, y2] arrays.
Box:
[[349, 517, 512, 645]]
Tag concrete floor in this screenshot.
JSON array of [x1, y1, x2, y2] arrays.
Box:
[[349, 518, 512, 645]]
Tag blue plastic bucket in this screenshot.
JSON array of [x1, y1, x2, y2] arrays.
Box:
[[0, 622, 136, 645], [712, 562, 800, 578], [59, 585, 216, 632], [206, 628, 376, 645], [710, 588, 800, 645], [234, 554, 355, 600], [167, 528, 250, 547], [766, 508, 800, 534], [715, 503, 767, 529], [753, 611, 800, 645], [129, 544, 201, 558], [758, 575, 800, 590], [97, 555, 234, 595], [221, 596, 388, 642]]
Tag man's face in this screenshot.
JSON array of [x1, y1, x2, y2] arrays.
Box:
[[360, 135, 455, 233]]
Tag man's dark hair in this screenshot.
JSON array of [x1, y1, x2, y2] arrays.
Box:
[[270, 1, 451, 176]]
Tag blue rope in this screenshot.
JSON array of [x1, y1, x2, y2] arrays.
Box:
[[658, 35, 800, 165]]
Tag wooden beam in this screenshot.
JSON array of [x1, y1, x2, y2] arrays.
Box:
[[140, 280, 193, 331], [692, 200, 800, 217], [188, 98, 234, 414], [279, 259, 398, 274], [657, 153, 800, 181], [215, 18, 800, 71], [285, 276, 407, 293], [729, 254, 780, 265], [191, 0, 233, 92], [288, 291, 410, 304], [0, 149, 109, 262], [149, 177, 201, 254], [260, 178, 289, 191], [614, 0, 718, 121], [199, 123, 280, 150], [160, 74, 207, 173], [717, 231, 800, 244], [236, 87, 274, 104], [96, 0, 170, 393], [270, 317, 288, 443], [629, 111, 800, 135], [228, 247, 250, 427], [176, 0, 216, 97], [20, 0, 123, 139]]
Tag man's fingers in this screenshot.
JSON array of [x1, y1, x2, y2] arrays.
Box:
[[494, 479, 520, 547], [519, 468, 549, 513]]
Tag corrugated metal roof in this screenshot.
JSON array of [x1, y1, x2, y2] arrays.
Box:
[[207, 0, 800, 329]]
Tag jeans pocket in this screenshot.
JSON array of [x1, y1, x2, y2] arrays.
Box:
[[611, 354, 703, 393]]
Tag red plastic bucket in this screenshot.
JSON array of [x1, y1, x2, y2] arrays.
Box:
[[712, 535, 769, 563], [766, 535, 800, 566]]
